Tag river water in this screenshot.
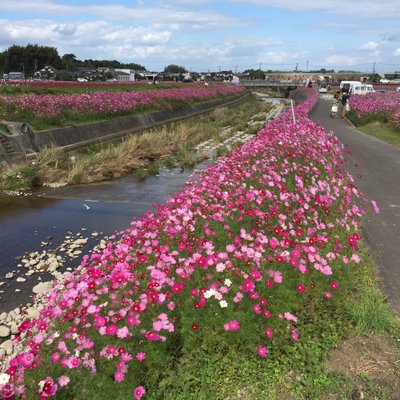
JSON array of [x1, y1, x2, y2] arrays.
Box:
[[0, 164, 210, 276]]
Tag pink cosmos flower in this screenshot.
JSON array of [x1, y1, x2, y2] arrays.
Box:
[[228, 320, 240, 331], [134, 385, 146, 399], [136, 352, 146, 361], [57, 376, 70, 387], [243, 279, 255, 293], [117, 326, 130, 339], [38, 377, 58, 397], [105, 324, 118, 336], [257, 345, 268, 357], [94, 316, 107, 327], [67, 356, 80, 369], [114, 371, 125, 382], [283, 312, 298, 323], [265, 327, 273, 339], [330, 281, 339, 290]]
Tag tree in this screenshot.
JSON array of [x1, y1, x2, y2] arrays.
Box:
[[164, 64, 187, 74]]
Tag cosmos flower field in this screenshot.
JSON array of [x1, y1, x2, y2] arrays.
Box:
[[348, 91, 400, 128], [0, 88, 377, 399]]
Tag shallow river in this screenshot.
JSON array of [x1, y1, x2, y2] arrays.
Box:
[[0, 166, 208, 275]]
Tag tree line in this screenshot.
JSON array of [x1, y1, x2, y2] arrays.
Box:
[[0, 44, 146, 76]]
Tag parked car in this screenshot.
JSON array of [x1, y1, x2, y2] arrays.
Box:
[[349, 83, 374, 95], [318, 84, 328, 93], [339, 81, 362, 93]]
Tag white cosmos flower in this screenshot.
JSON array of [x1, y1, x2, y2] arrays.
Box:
[[0, 373, 10, 385], [224, 279, 232, 287], [219, 300, 228, 308], [204, 288, 216, 299]]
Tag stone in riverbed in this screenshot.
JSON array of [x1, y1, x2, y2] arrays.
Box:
[[0, 325, 11, 337], [16, 277, 26, 283], [32, 281, 52, 295], [1, 339, 13, 355], [5, 272, 14, 279]]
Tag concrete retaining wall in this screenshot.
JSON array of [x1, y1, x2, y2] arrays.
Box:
[[0, 92, 249, 163]]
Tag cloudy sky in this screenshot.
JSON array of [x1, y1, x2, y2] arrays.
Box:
[[1, 0, 400, 73]]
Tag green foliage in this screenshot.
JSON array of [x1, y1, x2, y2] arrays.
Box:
[[346, 110, 390, 127], [0, 165, 40, 190], [163, 64, 188, 74], [347, 286, 399, 334]]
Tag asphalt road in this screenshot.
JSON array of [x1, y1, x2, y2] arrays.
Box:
[[310, 95, 400, 315]]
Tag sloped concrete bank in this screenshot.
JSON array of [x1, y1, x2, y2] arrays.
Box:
[[0, 91, 249, 164]]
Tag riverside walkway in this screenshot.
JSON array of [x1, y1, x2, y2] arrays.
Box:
[[309, 96, 400, 315]]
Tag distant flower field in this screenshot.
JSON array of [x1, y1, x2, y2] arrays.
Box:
[[349, 91, 400, 128], [0, 84, 245, 129]]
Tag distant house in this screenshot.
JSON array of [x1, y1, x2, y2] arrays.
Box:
[[37, 65, 58, 80], [115, 69, 136, 81], [8, 71, 25, 80]]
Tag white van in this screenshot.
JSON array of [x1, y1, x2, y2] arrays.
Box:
[[339, 80, 362, 93], [349, 83, 374, 95]]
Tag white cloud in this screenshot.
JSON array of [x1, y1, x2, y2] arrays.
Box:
[[324, 54, 359, 66], [361, 41, 379, 50], [394, 48, 400, 56]]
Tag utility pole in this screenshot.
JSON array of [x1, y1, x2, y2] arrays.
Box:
[[372, 61, 376, 76]]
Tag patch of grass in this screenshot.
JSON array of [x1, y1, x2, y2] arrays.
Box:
[[347, 286, 399, 334], [356, 121, 400, 147], [0, 165, 40, 190]]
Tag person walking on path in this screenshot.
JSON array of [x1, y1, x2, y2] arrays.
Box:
[[330, 91, 340, 118], [340, 92, 350, 118]]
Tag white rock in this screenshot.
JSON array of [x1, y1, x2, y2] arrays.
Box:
[[0, 312, 7, 322], [26, 307, 39, 319], [14, 307, 20, 315], [1, 339, 13, 355], [29, 259, 38, 266], [10, 323, 19, 335], [5, 272, 14, 279], [32, 281, 52, 295], [16, 277, 26, 283], [15, 289, 21, 292], [0, 325, 11, 337]]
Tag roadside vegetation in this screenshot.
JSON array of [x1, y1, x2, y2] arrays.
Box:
[[1, 88, 399, 399], [346, 91, 400, 146], [0, 95, 272, 191]]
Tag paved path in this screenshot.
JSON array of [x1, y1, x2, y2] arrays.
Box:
[[309, 96, 400, 315]]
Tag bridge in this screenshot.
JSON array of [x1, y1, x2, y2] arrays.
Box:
[[241, 79, 303, 97], [240, 79, 303, 88]]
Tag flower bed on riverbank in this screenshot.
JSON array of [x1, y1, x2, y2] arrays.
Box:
[[0, 88, 378, 399], [348, 91, 400, 128], [0, 84, 245, 130]]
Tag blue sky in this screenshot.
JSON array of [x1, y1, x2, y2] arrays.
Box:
[[0, 0, 399, 73]]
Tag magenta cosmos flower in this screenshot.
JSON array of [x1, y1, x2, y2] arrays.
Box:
[[134, 385, 146, 399]]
